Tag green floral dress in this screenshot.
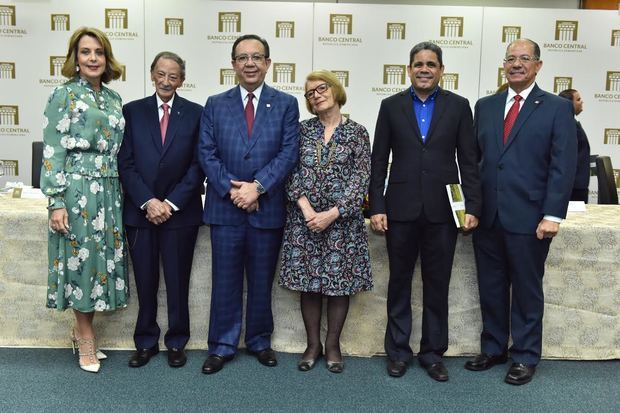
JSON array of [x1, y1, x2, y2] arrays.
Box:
[[41, 77, 129, 312]]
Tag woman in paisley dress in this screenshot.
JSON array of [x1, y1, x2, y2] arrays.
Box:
[[279, 70, 372, 373], [41, 27, 128, 373]]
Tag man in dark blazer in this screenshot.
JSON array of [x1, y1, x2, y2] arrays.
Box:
[[559, 88, 591, 202], [198, 34, 299, 374], [465, 39, 577, 385], [369, 41, 481, 382], [118, 52, 204, 368]]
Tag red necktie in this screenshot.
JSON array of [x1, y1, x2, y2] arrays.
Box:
[[160, 103, 170, 144], [245, 92, 255, 137], [503, 95, 522, 144]]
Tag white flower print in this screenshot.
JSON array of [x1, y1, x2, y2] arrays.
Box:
[[92, 208, 105, 232], [96, 139, 108, 152], [60, 136, 76, 149], [56, 114, 70, 133], [114, 247, 123, 263], [76, 139, 90, 149], [73, 287, 83, 300], [67, 256, 80, 271], [57, 262, 64, 272], [94, 300, 106, 311], [72, 173, 81, 180], [118, 118, 125, 131], [78, 195, 87, 208], [90, 181, 101, 194], [43, 115, 49, 129], [64, 283, 73, 298], [71, 207, 80, 214], [94, 156, 103, 169], [78, 248, 89, 261], [43, 145, 54, 159], [48, 292, 57, 301], [90, 283, 104, 299], [106, 259, 115, 274], [108, 115, 119, 128], [75, 100, 89, 112], [55, 172, 66, 186], [115, 278, 125, 291]]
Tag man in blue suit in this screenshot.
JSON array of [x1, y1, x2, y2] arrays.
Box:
[[198, 34, 300, 374], [465, 39, 577, 385], [118, 52, 204, 368]]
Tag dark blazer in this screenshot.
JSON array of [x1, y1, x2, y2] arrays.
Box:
[[369, 87, 481, 223], [474, 84, 577, 234], [198, 84, 300, 229], [118, 93, 204, 228], [574, 121, 591, 190]]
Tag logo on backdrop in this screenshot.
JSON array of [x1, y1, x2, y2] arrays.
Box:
[[544, 20, 586, 53], [553, 76, 572, 93], [331, 70, 349, 87], [276, 21, 294, 38], [371, 65, 406, 96], [0, 62, 15, 79], [208, 11, 241, 43], [272, 63, 303, 94], [49, 56, 66, 77], [594, 71, 620, 103], [0, 104, 28, 135], [0, 4, 26, 37], [104, 8, 137, 40], [604, 128, 620, 145], [318, 13, 361, 46], [502, 26, 521, 43], [612, 30, 620, 47], [165, 18, 183, 35], [429, 16, 472, 48], [387, 23, 405, 40], [219, 12, 241, 33], [51, 14, 70, 31], [219, 68, 237, 85], [0, 159, 18, 176], [440, 73, 459, 91], [484, 67, 506, 95]]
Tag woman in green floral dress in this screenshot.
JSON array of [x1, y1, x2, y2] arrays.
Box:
[[41, 27, 128, 373]]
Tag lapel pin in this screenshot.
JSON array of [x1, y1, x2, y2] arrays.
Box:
[[534, 101, 540, 104], [266, 103, 271, 108]]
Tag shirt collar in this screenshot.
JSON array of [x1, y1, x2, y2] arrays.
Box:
[[240, 83, 264, 102], [411, 86, 439, 103], [507, 82, 535, 103], [156, 93, 175, 109]]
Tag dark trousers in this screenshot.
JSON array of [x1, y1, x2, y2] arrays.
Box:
[[473, 217, 551, 365], [208, 224, 283, 357], [570, 188, 588, 203], [384, 213, 458, 366], [126, 225, 199, 350]]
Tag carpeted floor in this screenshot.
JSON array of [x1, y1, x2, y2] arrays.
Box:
[[0, 348, 618, 412]]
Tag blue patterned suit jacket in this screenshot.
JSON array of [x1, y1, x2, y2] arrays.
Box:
[[198, 84, 300, 229]]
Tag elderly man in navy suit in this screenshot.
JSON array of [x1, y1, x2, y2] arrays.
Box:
[[198, 34, 299, 374], [369, 41, 481, 382], [118, 51, 204, 368], [465, 39, 576, 385]]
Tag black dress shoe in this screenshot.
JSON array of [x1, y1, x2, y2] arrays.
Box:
[[202, 354, 232, 374], [128, 345, 159, 368], [254, 348, 277, 367], [423, 362, 449, 382], [387, 359, 408, 377], [464, 353, 508, 371], [505, 363, 536, 385], [167, 348, 187, 368]]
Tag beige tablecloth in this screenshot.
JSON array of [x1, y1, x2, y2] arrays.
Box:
[[0, 197, 618, 359]]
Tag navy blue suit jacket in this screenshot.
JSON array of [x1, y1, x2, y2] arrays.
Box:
[[118, 93, 204, 229], [474, 84, 577, 234], [198, 84, 300, 229]]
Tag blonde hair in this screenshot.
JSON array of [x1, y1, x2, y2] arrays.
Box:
[[304, 70, 347, 114], [61, 27, 123, 83]]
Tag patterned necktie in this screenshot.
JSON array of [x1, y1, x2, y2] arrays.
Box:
[[160, 103, 170, 144], [503, 95, 522, 144], [245, 92, 255, 137]]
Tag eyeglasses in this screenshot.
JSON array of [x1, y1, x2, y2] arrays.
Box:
[[304, 83, 331, 100], [233, 54, 266, 65], [503, 55, 539, 65]]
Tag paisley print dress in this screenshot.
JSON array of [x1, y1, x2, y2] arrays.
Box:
[[279, 117, 372, 296]]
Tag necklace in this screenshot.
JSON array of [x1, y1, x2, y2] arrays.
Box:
[[315, 138, 337, 168]]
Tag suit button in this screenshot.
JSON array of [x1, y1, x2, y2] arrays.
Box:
[[498, 164, 504, 170], [422, 170, 427, 175], [422, 148, 426, 152], [244, 155, 249, 160]]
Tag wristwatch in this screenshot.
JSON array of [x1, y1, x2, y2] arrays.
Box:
[[254, 180, 266, 195]]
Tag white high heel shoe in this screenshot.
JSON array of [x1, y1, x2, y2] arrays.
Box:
[[71, 328, 107, 359], [70, 329, 101, 373]]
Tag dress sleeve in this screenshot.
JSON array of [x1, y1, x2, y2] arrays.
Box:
[[335, 124, 371, 219], [41, 86, 71, 209], [285, 123, 308, 202]]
